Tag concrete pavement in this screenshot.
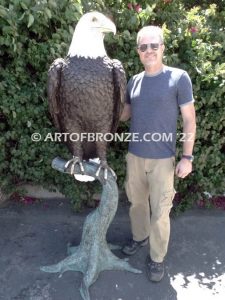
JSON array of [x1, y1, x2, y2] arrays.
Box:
[[0, 198, 225, 300]]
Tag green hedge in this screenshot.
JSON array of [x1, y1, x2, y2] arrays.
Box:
[[0, 0, 224, 210]]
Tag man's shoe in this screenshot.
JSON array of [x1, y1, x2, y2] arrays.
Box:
[[146, 255, 164, 282], [122, 237, 148, 255]]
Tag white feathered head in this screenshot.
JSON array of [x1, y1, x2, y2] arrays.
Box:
[[68, 11, 116, 58]]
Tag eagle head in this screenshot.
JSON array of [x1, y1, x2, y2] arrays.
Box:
[[68, 11, 116, 59]]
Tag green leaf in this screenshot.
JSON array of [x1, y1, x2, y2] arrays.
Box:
[[0, 5, 8, 18], [74, 3, 83, 15], [27, 14, 34, 28], [45, 8, 52, 19], [20, 2, 28, 10], [19, 12, 26, 21]]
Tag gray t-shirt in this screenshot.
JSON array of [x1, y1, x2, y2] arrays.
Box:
[[126, 65, 194, 158]]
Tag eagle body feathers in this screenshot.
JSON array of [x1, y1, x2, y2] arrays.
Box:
[[61, 56, 114, 132], [48, 55, 126, 161]]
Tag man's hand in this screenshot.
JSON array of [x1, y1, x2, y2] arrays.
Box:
[[175, 158, 192, 178]]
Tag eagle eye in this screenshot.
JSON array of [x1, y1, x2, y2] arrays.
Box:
[[92, 17, 98, 22]]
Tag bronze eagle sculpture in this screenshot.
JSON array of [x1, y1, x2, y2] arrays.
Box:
[[47, 11, 126, 181]]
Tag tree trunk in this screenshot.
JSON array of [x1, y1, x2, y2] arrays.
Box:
[[41, 157, 141, 300]]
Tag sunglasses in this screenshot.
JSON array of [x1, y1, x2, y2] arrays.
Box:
[[137, 43, 163, 52]]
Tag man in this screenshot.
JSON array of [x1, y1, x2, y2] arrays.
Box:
[[120, 26, 196, 282]]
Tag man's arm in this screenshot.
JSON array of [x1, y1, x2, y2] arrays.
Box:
[[120, 103, 131, 122], [181, 103, 196, 155], [175, 103, 196, 178]]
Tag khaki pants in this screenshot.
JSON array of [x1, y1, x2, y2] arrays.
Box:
[[125, 152, 175, 263]]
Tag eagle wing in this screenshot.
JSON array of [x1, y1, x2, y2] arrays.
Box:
[[111, 59, 126, 133], [47, 58, 66, 131]]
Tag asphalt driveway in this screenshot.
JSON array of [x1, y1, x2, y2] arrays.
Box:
[[0, 198, 225, 300]]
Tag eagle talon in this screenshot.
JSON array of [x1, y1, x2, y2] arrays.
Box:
[[80, 162, 85, 173], [110, 168, 117, 179], [95, 165, 102, 178], [104, 168, 108, 181], [95, 162, 117, 183], [65, 156, 85, 175]]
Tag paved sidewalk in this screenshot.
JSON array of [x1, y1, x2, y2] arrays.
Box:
[[0, 198, 225, 300]]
